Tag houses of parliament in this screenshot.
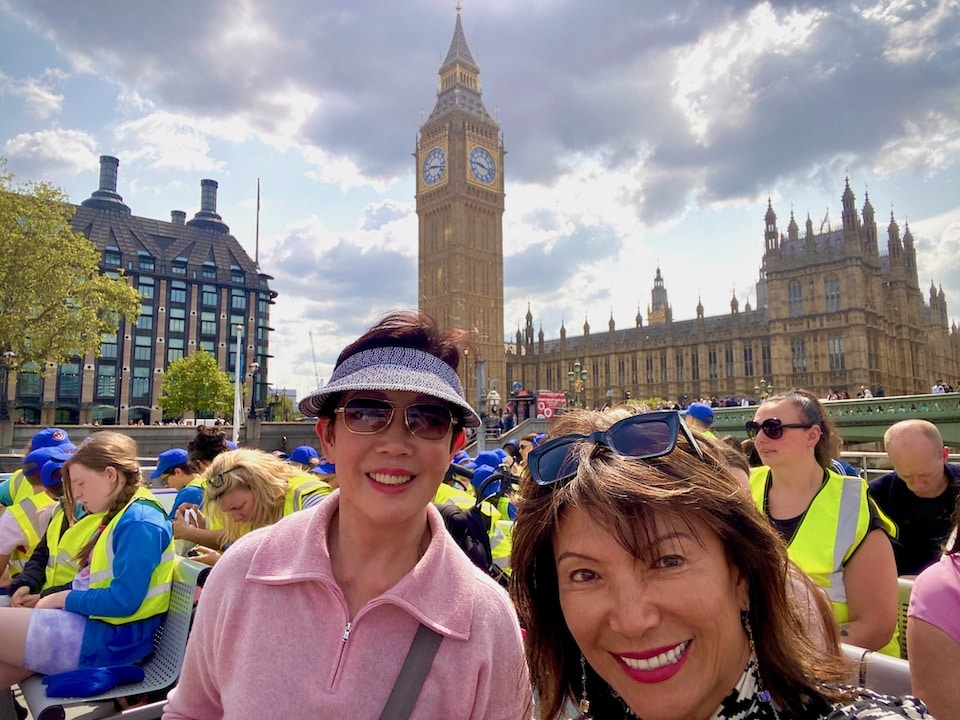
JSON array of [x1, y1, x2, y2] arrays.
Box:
[[416, 8, 960, 411]]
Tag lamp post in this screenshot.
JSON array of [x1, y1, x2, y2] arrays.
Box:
[[754, 378, 773, 401], [567, 361, 588, 409], [0, 347, 16, 422], [248, 361, 260, 419]]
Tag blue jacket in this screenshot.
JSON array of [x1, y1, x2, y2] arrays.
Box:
[[64, 499, 173, 667], [169, 485, 204, 519]]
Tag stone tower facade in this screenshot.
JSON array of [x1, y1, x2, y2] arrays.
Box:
[[416, 6, 505, 411], [505, 179, 960, 412]]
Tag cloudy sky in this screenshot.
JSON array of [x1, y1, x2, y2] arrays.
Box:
[[2, 0, 959, 399]]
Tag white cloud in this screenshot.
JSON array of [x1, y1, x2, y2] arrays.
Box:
[[671, 3, 824, 144], [0, 67, 67, 119], [113, 111, 230, 174], [2, 127, 98, 175]]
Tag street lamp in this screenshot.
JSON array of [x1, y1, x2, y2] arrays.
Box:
[[567, 361, 588, 409], [248, 361, 260, 419], [754, 378, 773, 400], [0, 347, 16, 422]]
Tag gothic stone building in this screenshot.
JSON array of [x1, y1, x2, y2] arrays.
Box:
[[10, 155, 274, 426], [505, 179, 960, 409]]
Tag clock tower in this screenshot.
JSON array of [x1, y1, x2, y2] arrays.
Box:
[[417, 4, 505, 414]]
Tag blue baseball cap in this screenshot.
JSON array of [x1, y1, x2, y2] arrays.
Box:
[[289, 446, 319, 465], [23, 445, 74, 478], [41, 458, 67, 488], [682, 402, 714, 425], [150, 448, 189, 479], [30, 428, 72, 450]]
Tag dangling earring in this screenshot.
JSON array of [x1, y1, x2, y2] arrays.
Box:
[[741, 610, 775, 707], [577, 654, 591, 719]]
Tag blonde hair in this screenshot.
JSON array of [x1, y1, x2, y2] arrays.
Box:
[[61, 432, 143, 563], [203, 449, 300, 543]]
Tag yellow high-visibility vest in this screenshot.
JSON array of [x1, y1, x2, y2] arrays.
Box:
[[750, 466, 900, 657], [87, 488, 174, 624], [44, 506, 107, 590]]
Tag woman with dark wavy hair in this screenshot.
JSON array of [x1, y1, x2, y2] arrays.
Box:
[[511, 408, 930, 720]]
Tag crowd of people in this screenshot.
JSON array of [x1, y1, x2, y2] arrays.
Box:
[[0, 308, 957, 719]]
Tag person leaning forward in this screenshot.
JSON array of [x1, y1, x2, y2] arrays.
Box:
[[869, 419, 960, 576]]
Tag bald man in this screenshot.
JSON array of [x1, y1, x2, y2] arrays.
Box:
[[868, 419, 959, 576]]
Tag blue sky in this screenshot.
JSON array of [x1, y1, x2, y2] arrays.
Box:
[[2, 0, 959, 399]]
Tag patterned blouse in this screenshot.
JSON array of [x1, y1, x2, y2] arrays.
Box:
[[710, 656, 932, 720], [567, 656, 933, 719]]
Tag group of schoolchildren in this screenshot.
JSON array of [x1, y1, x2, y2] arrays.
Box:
[[0, 417, 537, 705]]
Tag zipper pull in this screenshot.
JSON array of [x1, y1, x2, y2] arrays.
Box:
[[342, 622, 353, 642]]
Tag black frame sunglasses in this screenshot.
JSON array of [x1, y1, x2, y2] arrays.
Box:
[[528, 411, 704, 487], [335, 397, 458, 440], [745, 418, 814, 440]]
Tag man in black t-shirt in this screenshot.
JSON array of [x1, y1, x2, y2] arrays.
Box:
[[868, 419, 959, 576]]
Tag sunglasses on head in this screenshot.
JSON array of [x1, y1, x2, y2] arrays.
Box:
[[745, 418, 814, 440], [528, 411, 704, 487], [335, 397, 458, 440]]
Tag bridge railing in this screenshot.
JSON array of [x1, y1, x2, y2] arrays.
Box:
[[713, 392, 960, 445]]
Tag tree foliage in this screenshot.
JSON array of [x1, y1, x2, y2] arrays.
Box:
[[158, 349, 235, 419], [266, 392, 297, 421], [0, 161, 141, 367]]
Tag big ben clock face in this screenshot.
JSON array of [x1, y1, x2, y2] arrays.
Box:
[[422, 147, 446, 185], [469, 146, 496, 184]]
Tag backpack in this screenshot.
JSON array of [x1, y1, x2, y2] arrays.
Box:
[[434, 501, 509, 588]]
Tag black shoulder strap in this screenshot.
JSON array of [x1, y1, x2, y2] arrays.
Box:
[[379, 623, 443, 720]]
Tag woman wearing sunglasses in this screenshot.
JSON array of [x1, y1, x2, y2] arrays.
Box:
[[747, 389, 900, 656], [511, 408, 930, 720], [164, 311, 532, 720]]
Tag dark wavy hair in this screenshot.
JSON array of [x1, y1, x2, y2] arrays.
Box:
[[510, 408, 851, 719], [188, 426, 229, 468]]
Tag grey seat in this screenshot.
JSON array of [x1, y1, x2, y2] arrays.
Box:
[[841, 643, 912, 697], [16, 557, 207, 720]]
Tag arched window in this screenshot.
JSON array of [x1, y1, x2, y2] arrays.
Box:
[[788, 280, 803, 317]]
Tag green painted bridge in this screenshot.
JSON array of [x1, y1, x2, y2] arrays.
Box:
[[713, 393, 960, 446]]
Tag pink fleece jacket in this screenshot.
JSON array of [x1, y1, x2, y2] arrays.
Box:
[[163, 491, 533, 719]]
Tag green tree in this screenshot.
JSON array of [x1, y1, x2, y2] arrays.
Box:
[[267, 392, 297, 421], [158, 349, 235, 419], [0, 161, 141, 366]]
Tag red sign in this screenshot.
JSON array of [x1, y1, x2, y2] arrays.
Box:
[[535, 391, 566, 419]]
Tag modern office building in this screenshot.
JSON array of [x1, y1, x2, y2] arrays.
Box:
[[10, 155, 274, 425]]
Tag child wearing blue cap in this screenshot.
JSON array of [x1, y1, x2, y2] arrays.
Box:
[[0, 446, 75, 585], [0, 432, 173, 689]]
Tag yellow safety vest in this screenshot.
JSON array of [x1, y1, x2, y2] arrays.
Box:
[[491, 519, 513, 576], [284, 473, 331, 515], [6, 493, 56, 576], [9, 469, 34, 506], [750, 466, 900, 657], [434, 483, 511, 570], [87, 488, 175, 624], [44, 507, 107, 590]]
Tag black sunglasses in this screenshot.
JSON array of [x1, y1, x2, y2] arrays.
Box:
[[528, 411, 703, 487], [335, 397, 458, 440], [745, 418, 814, 440]]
